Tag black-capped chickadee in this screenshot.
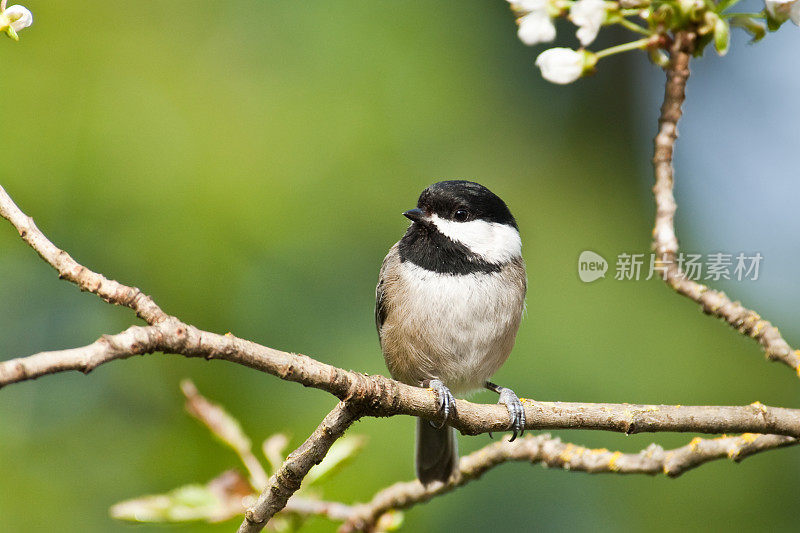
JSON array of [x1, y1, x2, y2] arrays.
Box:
[[376, 180, 527, 485]]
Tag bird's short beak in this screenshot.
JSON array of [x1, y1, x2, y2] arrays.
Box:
[[403, 208, 426, 223]]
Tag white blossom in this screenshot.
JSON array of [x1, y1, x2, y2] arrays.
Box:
[[2, 5, 32, 32], [518, 11, 557, 45], [535, 48, 592, 84], [765, 0, 800, 25], [508, 0, 556, 46], [569, 0, 607, 46], [1, 4, 32, 40]]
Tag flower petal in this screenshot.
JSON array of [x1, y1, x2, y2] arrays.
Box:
[[570, 0, 607, 46], [790, 0, 800, 24], [764, 0, 799, 24], [518, 11, 556, 45], [4, 5, 33, 32]]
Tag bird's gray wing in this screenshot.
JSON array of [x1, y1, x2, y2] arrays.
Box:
[[375, 277, 387, 333], [375, 244, 399, 336]]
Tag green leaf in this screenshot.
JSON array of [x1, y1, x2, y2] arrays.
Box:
[[730, 15, 766, 42], [110, 470, 254, 523], [181, 380, 253, 456], [713, 16, 731, 55], [715, 0, 740, 13], [110, 484, 221, 523], [304, 435, 367, 486]]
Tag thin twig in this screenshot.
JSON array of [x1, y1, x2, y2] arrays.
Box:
[[0, 184, 167, 325], [651, 32, 799, 373], [180, 380, 269, 491], [339, 432, 796, 532], [0, 323, 164, 386], [283, 497, 357, 522], [238, 402, 361, 533]]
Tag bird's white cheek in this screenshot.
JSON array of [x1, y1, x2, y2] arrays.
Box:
[[429, 215, 521, 264]]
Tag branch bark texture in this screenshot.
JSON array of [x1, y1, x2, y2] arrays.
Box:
[[651, 33, 799, 372], [339, 432, 796, 532]]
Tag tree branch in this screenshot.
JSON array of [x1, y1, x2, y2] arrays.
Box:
[[339, 432, 796, 532], [2, 321, 800, 438], [238, 402, 361, 533], [0, 324, 164, 386], [651, 32, 799, 373], [0, 184, 167, 325]]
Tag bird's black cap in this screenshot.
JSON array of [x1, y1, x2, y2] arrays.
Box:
[[413, 180, 517, 228]]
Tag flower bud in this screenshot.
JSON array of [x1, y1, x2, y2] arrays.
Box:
[[535, 48, 597, 84], [711, 14, 731, 55]]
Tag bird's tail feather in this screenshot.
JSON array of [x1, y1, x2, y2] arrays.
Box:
[[416, 417, 458, 485]]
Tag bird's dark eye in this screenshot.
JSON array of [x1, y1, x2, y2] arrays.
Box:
[[453, 209, 469, 222]]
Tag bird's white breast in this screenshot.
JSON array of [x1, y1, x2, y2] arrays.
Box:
[[380, 260, 526, 394]]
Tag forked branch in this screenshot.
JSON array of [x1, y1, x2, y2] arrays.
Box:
[[238, 402, 361, 533], [651, 32, 799, 372]]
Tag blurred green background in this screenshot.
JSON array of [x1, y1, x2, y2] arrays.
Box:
[[1, 1, 798, 532]]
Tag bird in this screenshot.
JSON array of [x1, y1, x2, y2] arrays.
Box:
[[375, 180, 527, 486]]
